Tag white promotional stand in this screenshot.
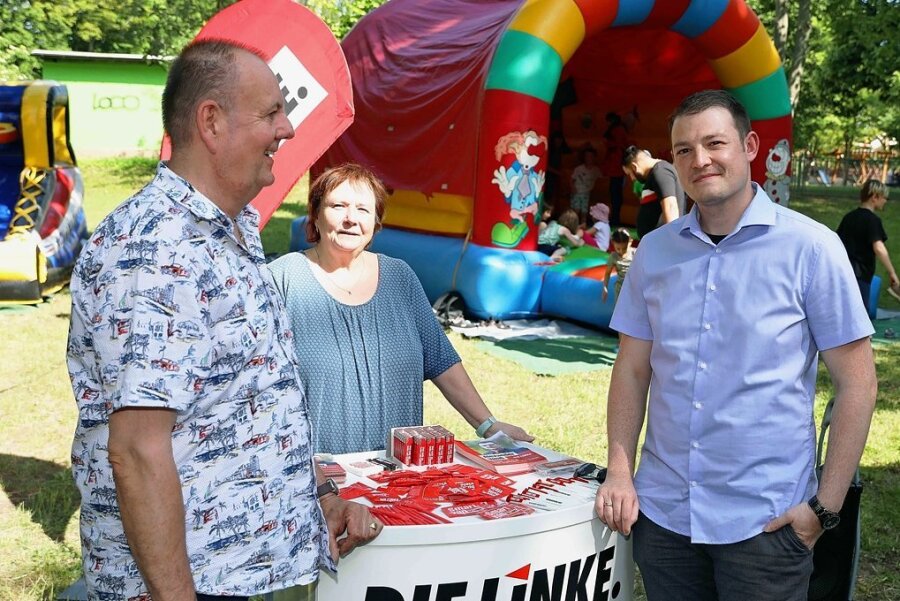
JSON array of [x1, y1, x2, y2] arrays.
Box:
[[315, 445, 634, 601]]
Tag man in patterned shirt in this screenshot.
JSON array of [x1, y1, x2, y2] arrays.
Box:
[[67, 39, 380, 601]]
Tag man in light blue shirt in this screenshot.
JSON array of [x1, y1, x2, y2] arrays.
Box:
[[595, 90, 876, 600]]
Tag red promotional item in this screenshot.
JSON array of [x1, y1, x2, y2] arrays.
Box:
[[442, 502, 498, 518], [479, 502, 536, 520], [160, 0, 353, 229]]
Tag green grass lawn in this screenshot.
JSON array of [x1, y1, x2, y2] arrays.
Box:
[[0, 162, 897, 599]]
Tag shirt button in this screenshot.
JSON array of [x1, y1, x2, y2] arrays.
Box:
[[709, 284, 717, 291], [715, 248, 721, 254], [703, 323, 711, 330], [690, 481, 698, 487], [691, 441, 700, 449], [694, 402, 703, 409], [698, 361, 707, 370]]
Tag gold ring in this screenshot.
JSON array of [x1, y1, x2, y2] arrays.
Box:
[[604, 501, 613, 507], [370, 522, 378, 531]]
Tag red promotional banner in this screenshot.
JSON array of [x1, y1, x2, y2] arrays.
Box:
[[161, 0, 353, 228]]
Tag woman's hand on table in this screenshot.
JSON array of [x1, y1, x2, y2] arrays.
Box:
[[487, 421, 535, 442], [595, 472, 639, 535], [319, 494, 383, 560]]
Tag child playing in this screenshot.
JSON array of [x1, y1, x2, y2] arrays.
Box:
[[538, 208, 584, 262], [570, 147, 602, 222], [583, 202, 611, 251], [837, 179, 899, 312], [602, 228, 635, 302]]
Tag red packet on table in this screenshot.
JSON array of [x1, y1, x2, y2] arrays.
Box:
[[383, 485, 412, 498], [442, 501, 498, 518], [472, 470, 516, 487], [446, 464, 481, 477], [479, 502, 536, 520], [481, 483, 516, 499], [338, 482, 372, 500], [422, 478, 486, 500], [365, 490, 405, 504], [399, 498, 441, 513]]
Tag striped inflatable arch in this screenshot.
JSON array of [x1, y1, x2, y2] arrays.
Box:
[[475, 0, 792, 248]]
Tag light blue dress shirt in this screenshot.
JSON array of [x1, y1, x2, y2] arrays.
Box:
[[610, 184, 874, 544]]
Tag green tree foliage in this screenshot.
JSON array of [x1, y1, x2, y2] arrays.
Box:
[[1, 0, 238, 79], [751, 0, 899, 154], [302, 0, 388, 40], [796, 0, 900, 153]]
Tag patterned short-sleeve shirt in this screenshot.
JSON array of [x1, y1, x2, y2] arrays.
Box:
[[68, 163, 334, 599]]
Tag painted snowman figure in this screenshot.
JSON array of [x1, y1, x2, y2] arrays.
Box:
[[763, 138, 791, 206]]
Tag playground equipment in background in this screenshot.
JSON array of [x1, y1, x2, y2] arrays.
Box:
[[0, 81, 87, 303], [306, 0, 794, 329]]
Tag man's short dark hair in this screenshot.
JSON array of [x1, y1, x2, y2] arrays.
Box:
[[622, 145, 646, 166], [668, 89, 752, 141], [162, 39, 266, 148]]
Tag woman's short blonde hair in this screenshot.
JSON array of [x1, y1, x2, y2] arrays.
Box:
[[861, 179, 887, 203]]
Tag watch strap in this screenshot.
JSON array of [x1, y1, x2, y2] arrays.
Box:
[[317, 478, 339, 498], [808, 495, 840, 529]]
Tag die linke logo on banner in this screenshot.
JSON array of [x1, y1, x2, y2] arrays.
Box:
[[267, 45, 328, 133], [364, 547, 618, 601]]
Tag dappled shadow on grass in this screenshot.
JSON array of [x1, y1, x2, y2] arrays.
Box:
[[0, 454, 79, 542], [873, 342, 900, 413], [491, 336, 618, 370], [816, 340, 900, 415], [856, 462, 900, 600]]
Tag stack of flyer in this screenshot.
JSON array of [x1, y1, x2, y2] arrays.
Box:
[[454, 432, 548, 475], [314, 456, 347, 484]]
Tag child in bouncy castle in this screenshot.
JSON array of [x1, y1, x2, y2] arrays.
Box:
[[570, 147, 602, 223], [538, 208, 584, 262], [602, 228, 635, 303], [582, 202, 611, 251]]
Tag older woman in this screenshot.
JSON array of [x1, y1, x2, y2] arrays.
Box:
[[269, 164, 533, 454]]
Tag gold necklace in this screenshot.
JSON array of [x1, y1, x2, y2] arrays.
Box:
[[313, 247, 363, 295]]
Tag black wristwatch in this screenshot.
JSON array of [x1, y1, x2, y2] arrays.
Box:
[[316, 478, 339, 498], [808, 495, 840, 530]]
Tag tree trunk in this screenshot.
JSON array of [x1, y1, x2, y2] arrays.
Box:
[[788, 0, 813, 110], [774, 0, 789, 59]]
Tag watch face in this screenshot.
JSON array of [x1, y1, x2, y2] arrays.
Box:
[[823, 513, 841, 530]]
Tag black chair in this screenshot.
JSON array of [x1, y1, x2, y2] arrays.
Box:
[[808, 398, 863, 601]]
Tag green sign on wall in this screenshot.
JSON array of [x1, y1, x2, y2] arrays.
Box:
[[37, 52, 170, 158]]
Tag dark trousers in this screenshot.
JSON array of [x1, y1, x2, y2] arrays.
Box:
[[856, 277, 872, 317], [609, 176, 624, 226], [633, 512, 813, 601]]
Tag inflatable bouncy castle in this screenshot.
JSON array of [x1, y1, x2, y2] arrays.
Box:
[[0, 81, 87, 303], [294, 0, 793, 329]]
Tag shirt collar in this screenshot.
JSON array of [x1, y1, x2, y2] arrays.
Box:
[[681, 183, 775, 241], [152, 161, 261, 231]]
